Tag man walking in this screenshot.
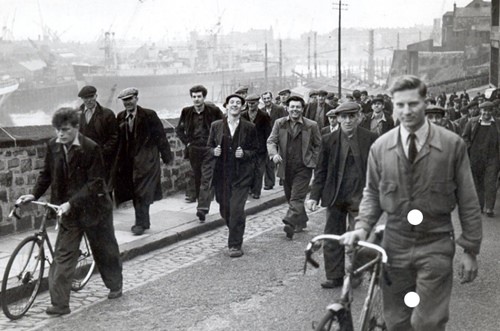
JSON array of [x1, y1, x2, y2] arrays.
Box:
[[307, 102, 377, 288], [114, 88, 173, 235], [176, 85, 223, 203], [267, 96, 321, 239], [320, 109, 339, 135], [77, 85, 118, 186], [17, 108, 123, 315], [359, 94, 394, 137], [341, 75, 482, 331], [304, 89, 333, 129]]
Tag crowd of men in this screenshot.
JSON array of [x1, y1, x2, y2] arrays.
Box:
[[14, 76, 494, 330]]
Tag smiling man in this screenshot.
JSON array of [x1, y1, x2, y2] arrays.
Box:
[[267, 96, 321, 239], [340, 75, 482, 331]]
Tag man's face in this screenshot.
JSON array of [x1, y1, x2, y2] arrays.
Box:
[[236, 92, 247, 100], [360, 94, 368, 102], [287, 101, 303, 120], [247, 100, 259, 112], [393, 88, 426, 132], [481, 108, 493, 120], [327, 115, 337, 127], [262, 93, 272, 106], [122, 96, 138, 112], [82, 94, 97, 109], [371, 101, 384, 113], [338, 112, 360, 135], [227, 97, 243, 116], [310, 95, 317, 103], [469, 106, 479, 117], [55, 123, 78, 145], [191, 92, 205, 107], [426, 113, 444, 126], [280, 93, 290, 103], [317, 95, 326, 105]]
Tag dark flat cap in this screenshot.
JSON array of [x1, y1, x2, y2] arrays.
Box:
[[225, 94, 246, 105], [235, 86, 249, 94], [372, 94, 385, 103], [333, 102, 361, 114], [78, 85, 97, 98], [479, 101, 495, 109], [318, 90, 328, 97], [352, 90, 361, 98], [425, 105, 445, 115], [117, 87, 139, 99], [326, 109, 337, 117], [326, 92, 335, 100], [245, 94, 260, 102], [278, 89, 291, 96]]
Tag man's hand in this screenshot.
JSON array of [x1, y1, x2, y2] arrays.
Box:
[[235, 146, 244, 158], [16, 194, 35, 205], [339, 229, 368, 246], [305, 199, 319, 211], [213, 145, 222, 157], [459, 253, 478, 284], [57, 202, 71, 217], [272, 154, 282, 164]]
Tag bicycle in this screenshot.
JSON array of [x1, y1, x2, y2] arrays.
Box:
[[1, 201, 96, 320], [304, 226, 388, 331]]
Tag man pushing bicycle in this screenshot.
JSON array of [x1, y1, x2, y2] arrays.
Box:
[[17, 107, 123, 315], [340, 76, 482, 331]]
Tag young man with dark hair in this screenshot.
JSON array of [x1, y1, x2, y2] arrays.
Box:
[[17, 107, 123, 315]]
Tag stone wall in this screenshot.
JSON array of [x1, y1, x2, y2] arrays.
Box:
[[0, 119, 190, 237]]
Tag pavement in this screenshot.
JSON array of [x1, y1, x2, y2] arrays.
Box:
[[0, 184, 287, 289]]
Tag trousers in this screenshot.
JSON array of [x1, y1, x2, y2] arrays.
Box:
[[283, 163, 312, 228], [251, 153, 267, 196], [471, 161, 498, 211], [133, 199, 151, 229], [264, 156, 276, 188], [188, 145, 211, 199]]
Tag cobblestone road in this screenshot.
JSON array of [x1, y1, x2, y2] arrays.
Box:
[[0, 204, 294, 331]]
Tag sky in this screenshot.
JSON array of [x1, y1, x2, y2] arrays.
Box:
[[0, 0, 484, 42]]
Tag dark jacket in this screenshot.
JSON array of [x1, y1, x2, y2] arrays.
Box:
[[359, 111, 395, 137], [79, 102, 119, 182], [175, 103, 223, 150], [304, 102, 333, 128], [321, 125, 338, 135], [310, 127, 378, 207], [33, 133, 112, 227], [462, 116, 500, 160], [241, 109, 271, 155], [114, 106, 173, 206], [263, 103, 287, 127]]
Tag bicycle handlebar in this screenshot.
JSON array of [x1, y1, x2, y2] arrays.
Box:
[[304, 234, 388, 274], [9, 201, 61, 219]]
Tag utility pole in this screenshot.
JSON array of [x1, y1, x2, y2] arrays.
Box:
[[368, 29, 375, 84], [265, 42, 268, 90], [307, 35, 311, 77], [314, 32, 318, 78], [279, 39, 283, 87], [333, 1, 348, 97], [397, 32, 400, 50]]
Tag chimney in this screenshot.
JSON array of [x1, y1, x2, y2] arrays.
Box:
[[453, 2, 457, 15]]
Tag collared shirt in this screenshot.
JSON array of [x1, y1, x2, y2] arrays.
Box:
[[85, 106, 96, 123], [56, 133, 81, 159], [330, 124, 339, 133], [194, 104, 205, 115], [287, 115, 304, 135], [399, 119, 429, 159], [228, 118, 240, 137], [479, 115, 495, 126]]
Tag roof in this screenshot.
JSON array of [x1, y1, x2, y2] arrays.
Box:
[[455, 7, 490, 18], [18, 60, 46, 72]]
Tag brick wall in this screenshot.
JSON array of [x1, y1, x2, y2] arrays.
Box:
[[0, 120, 190, 237]]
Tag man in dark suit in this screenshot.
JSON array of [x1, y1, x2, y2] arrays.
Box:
[[261, 91, 287, 190], [304, 89, 333, 129], [17, 108, 123, 315], [321, 109, 339, 135], [114, 88, 173, 235], [77, 86, 118, 187], [175, 85, 223, 203], [267, 96, 322, 239], [359, 94, 395, 137], [307, 102, 378, 288], [241, 94, 271, 199]]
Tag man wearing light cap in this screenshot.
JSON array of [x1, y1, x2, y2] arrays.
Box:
[[113, 87, 173, 235], [425, 105, 460, 135], [241, 94, 271, 199], [463, 101, 500, 217], [320, 109, 339, 135], [341, 75, 481, 330], [307, 102, 377, 288], [77, 85, 118, 187], [267, 96, 321, 239], [235, 86, 249, 111], [305, 89, 333, 129], [308, 90, 319, 104], [278, 89, 291, 110]]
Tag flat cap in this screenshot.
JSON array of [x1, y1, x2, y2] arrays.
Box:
[[278, 88, 291, 96], [309, 90, 319, 97], [234, 86, 249, 94], [326, 109, 337, 117], [479, 101, 495, 109], [245, 94, 260, 102], [117, 87, 139, 99], [352, 90, 361, 98], [318, 90, 328, 97], [425, 105, 445, 115], [372, 94, 385, 103], [326, 92, 335, 100], [78, 85, 97, 98], [225, 94, 246, 105], [334, 101, 361, 115]]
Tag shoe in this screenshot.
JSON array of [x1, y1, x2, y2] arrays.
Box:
[[46, 306, 71, 315], [283, 224, 294, 239], [185, 197, 196, 203], [321, 278, 344, 289], [486, 209, 494, 217], [132, 225, 145, 236], [263, 186, 273, 190], [196, 210, 207, 223], [252, 194, 260, 199], [229, 247, 243, 258], [108, 287, 123, 299]]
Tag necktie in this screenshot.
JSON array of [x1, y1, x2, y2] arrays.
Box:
[[408, 133, 417, 163], [62, 144, 70, 179], [127, 114, 134, 133]]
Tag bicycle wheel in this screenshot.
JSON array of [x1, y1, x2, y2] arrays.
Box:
[[1, 236, 45, 320], [71, 233, 96, 292], [359, 273, 386, 331], [315, 309, 354, 331]]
